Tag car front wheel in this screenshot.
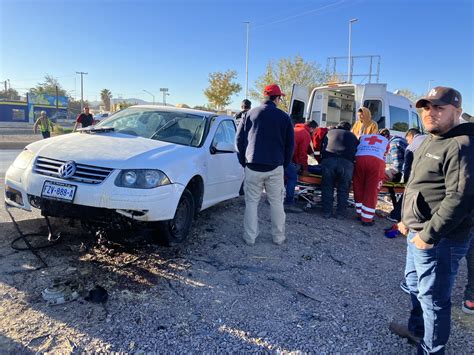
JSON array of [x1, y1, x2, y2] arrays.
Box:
[[158, 189, 194, 244]]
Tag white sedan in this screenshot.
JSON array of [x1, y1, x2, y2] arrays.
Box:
[[5, 106, 244, 243]]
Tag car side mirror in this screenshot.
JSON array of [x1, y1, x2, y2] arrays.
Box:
[[211, 141, 236, 154]]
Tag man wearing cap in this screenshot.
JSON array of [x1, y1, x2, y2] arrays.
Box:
[[73, 106, 94, 131], [236, 84, 294, 246], [389, 87, 474, 353]]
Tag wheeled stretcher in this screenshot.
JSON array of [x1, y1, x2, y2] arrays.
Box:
[[294, 172, 405, 210]]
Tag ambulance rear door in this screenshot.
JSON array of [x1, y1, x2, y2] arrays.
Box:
[[288, 84, 309, 122]]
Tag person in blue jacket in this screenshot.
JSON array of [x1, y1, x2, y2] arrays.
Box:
[[236, 84, 294, 246]]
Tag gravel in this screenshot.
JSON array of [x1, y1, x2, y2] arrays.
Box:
[[0, 196, 472, 353]]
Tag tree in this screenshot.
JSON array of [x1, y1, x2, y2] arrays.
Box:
[[29, 74, 67, 96], [100, 89, 112, 111], [0, 88, 20, 100], [193, 105, 215, 112], [396, 89, 424, 117], [116, 100, 135, 110], [250, 55, 328, 112], [396, 89, 421, 103], [204, 70, 242, 110]]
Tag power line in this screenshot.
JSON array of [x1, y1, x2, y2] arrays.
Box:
[[252, 0, 349, 29]]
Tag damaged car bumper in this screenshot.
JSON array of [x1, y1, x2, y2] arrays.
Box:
[[5, 163, 184, 222]]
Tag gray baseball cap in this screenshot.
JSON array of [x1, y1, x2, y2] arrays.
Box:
[[416, 86, 462, 108]]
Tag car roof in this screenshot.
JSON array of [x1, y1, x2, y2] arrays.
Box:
[[129, 105, 216, 117]]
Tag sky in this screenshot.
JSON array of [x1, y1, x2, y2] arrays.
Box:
[[1, 0, 473, 112]]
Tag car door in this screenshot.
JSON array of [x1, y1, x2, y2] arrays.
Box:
[[203, 119, 243, 206]]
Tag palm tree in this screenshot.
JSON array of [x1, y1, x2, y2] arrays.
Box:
[[100, 89, 112, 111]]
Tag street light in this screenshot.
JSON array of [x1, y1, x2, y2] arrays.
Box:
[[347, 18, 358, 83], [244, 21, 250, 99], [160, 88, 169, 106], [143, 89, 155, 104]]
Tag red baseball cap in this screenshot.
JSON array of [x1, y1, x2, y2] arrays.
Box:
[[263, 84, 285, 96]]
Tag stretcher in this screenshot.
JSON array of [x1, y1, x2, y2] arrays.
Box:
[[295, 173, 405, 210]]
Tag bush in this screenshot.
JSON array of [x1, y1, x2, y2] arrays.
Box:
[[52, 124, 72, 135]]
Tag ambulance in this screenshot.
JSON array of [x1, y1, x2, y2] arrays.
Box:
[[288, 83, 422, 137]]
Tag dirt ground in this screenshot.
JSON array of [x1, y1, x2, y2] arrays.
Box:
[[0, 196, 473, 353]]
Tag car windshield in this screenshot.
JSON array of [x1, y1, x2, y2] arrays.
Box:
[[96, 108, 208, 147]]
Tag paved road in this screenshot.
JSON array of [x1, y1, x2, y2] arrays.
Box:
[[0, 150, 21, 179], [0, 149, 41, 221]]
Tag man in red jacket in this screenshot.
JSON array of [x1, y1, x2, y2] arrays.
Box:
[[284, 119, 317, 211], [312, 126, 329, 162]]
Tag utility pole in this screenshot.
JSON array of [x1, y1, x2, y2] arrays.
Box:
[[160, 88, 169, 105], [244, 21, 250, 99], [76, 71, 88, 111], [347, 18, 358, 83], [56, 85, 59, 114]]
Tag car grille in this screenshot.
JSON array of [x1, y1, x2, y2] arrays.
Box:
[[34, 156, 113, 184]]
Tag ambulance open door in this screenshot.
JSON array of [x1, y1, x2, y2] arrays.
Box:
[[288, 84, 309, 122]]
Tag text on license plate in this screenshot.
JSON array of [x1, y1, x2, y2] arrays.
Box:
[[41, 181, 77, 202]]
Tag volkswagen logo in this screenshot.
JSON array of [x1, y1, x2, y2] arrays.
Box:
[[58, 161, 77, 179]]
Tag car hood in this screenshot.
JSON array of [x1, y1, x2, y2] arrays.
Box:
[[26, 132, 195, 169]]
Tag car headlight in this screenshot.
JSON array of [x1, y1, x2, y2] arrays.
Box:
[[12, 149, 35, 169], [115, 169, 170, 189]]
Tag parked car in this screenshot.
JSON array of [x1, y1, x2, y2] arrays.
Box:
[[5, 106, 244, 243], [49, 111, 68, 123], [93, 112, 110, 123]]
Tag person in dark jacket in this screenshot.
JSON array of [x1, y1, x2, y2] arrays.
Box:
[[320, 121, 358, 218], [379, 128, 408, 182], [234, 99, 251, 125], [390, 87, 474, 354], [236, 84, 294, 246], [386, 128, 426, 223]]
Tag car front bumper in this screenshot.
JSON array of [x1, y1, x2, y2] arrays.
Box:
[[5, 164, 184, 222]]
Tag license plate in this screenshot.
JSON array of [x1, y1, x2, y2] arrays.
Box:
[[41, 181, 77, 202]]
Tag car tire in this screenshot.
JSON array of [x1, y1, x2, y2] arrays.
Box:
[[158, 189, 194, 245]]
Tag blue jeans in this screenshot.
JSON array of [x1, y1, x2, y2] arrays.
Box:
[[405, 231, 470, 354], [321, 157, 354, 214], [465, 235, 474, 301], [284, 163, 299, 204]]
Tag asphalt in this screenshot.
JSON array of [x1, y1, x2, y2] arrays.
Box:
[[0, 141, 33, 149]]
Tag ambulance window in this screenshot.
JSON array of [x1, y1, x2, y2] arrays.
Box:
[[411, 112, 420, 129], [290, 100, 305, 122], [363, 100, 383, 127], [389, 106, 409, 132]]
